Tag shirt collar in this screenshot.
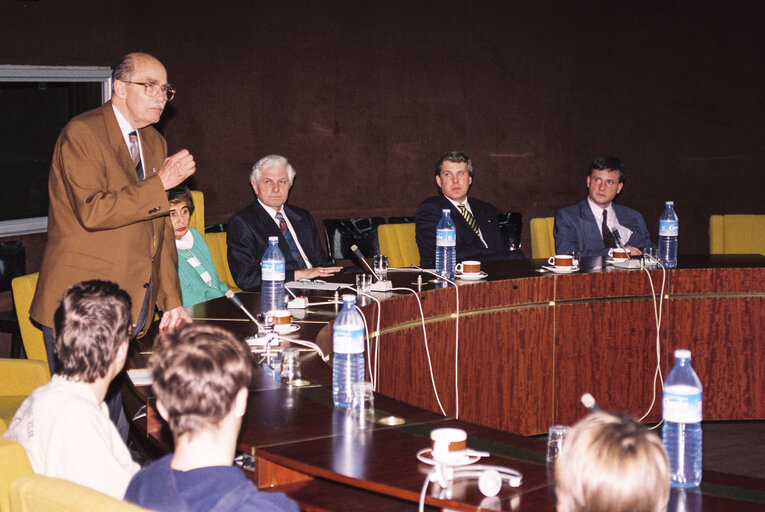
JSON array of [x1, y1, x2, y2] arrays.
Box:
[[112, 104, 136, 149]]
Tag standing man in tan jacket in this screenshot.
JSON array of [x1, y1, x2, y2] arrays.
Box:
[[31, 52, 196, 374]]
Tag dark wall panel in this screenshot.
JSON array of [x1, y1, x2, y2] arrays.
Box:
[[1, 0, 763, 269]]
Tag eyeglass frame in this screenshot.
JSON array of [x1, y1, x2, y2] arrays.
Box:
[[120, 80, 176, 101]]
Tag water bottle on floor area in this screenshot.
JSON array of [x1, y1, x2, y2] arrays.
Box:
[[658, 201, 679, 268], [663, 349, 703, 488], [261, 236, 285, 316], [435, 209, 456, 279], [332, 294, 366, 408]]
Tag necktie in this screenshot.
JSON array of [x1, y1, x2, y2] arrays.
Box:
[[457, 203, 480, 237], [128, 131, 144, 180], [602, 210, 617, 248], [275, 212, 306, 269]]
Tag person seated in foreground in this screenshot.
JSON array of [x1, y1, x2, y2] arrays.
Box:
[[168, 186, 228, 307], [227, 154, 341, 291], [415, 151, 524, 268], [554, 155, 655, 258], [124, 324, 298, 512], [554, 411, 670, 512], [3, 280, 139, 499]]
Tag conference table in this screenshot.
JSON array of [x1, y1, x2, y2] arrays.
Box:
[[124, 254, 765, 511]]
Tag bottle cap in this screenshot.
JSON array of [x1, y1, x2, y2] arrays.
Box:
[[674, 349, 691, 359], [268, 236, 278, 242], [666, 201, 674, 206], [342, 293, 356, 303]]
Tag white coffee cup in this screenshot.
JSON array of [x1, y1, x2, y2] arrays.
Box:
[[612, 248, 629, 260], [456, 260, 481, 275], [272, 310, 292, 331], [547, 254, 574, 268], [430, 427, 467, 464]]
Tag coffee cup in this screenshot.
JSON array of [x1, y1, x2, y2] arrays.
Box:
[[430, 427, 467, 464], [272, 310, 291, 331], [456, 260, 481, 275], [547, 254, 574, 268], [612, 248, 629, 260]]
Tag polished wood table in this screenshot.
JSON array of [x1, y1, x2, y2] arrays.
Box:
[[124, 254, 765, 511]]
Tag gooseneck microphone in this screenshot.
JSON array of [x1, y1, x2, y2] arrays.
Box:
[[225, 290, 265, 331], [580, 392, 602, 414], [351, 244, 392, 291], [611, 227, 625, 250], [350, 244, 380, 281]]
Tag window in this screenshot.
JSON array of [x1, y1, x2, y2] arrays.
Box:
[[0, 65, 112, 236]]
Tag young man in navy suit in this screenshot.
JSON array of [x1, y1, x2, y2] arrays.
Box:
[[227, 155, 341, 291], [415, 151, 523, 268], [554, 155, 655, 257]]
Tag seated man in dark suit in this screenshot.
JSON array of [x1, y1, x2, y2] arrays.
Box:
[[227, 155, 341, 291], [554, 155, 655, 257], [415, 151, 524, 268]]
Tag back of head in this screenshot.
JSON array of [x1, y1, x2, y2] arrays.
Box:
[[554, 412, 670, 512], [149, 324, 253, 438], [52, 280, 132, 383]]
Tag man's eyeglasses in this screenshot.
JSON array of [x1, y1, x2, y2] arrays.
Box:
[[122, 81, 176, 101]]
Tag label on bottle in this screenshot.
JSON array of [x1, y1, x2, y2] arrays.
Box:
[[663, 385, 702, 423], [659, 220, 679, 237], [436, 228, 456, 247], [333, 326, 364, 354], [262, 260, 285, 281]]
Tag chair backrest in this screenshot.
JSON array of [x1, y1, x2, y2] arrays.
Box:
[[204, 232, 240, 292], [497, 211, 523, 251], [387, 216, 415, 224], [0, 359, 50, 431], [323, 217, 385, 261], [10, 474, 152, 512], [0, 242, 26, 294], [189, 190, 205, 234], [0, 438, 33, 512], [709, 214, 765, 255], [10, 274, 47, 368], [378, 223, 419, 268], [530, 217, 556, 260]]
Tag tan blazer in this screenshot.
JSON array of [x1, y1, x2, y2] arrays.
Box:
[[30, 101, 182, 336]]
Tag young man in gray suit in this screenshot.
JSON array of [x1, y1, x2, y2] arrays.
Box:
[[554, 156, 655, 257]]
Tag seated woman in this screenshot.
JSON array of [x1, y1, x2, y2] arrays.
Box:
[[168, 187, 228, 307]]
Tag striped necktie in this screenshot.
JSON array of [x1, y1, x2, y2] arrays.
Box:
[[457, 203, 480, 236], [275, 211, 307, 269], [128, 131, 144, 180]]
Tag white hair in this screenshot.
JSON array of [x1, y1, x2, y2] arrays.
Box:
[[249, 154, 296, 184]]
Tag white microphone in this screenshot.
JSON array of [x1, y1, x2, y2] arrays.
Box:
[[225, 290, 265, 331], [350, 244, 392, 292]]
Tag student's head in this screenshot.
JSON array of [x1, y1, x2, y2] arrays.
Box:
[[586, 156, 625, 208], [554, 412, 670, 512], [149, 324, 253, 439], [53, 280, 132, 383]]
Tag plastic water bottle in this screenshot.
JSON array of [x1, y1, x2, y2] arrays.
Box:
[[332, 294, 365, 408], [663, 349, 703, 488], [261, 236, 285, 315], [658, 201, 679, 268], [435, 209, 456, 279]]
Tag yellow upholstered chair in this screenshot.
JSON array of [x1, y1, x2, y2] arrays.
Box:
[[189, 189, 205, 234], [378, 223, 419, 268], [0, 359, 49, 435], [204, 232, 240, 292], [10, 474, 151, 512], [10, 274, 47, 371], [0, 438, 33, 512], [709, 214, 765, 255], [530, 217, 556, 260]]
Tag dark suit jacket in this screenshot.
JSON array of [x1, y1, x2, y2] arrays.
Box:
[[415, 195, 523, 268], [30, 101, 180, 333], [227, 201, 333, 291], [554, 199, 656, 257]]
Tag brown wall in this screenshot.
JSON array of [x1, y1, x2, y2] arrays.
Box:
[[2, 0, 763, 271]]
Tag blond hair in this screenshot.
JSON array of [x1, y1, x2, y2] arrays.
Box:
[[554, 412, 670, 512]]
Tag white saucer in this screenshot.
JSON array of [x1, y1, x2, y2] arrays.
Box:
[[274, 324, 300, 334], [456, 271, 488, 281], [416, 448, 483, 467], [542, 265, 579, 274]]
